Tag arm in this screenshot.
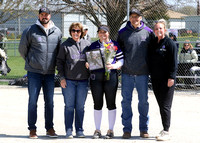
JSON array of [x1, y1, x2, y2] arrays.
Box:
[[117, 32, 125, 52], [106, 59, 124, 70], [18, 28, 30, 60], [106, 41, 124, 70], [190, 50, 198, 63], [167, 39, 178, 87], [56, 44, 67, 83]]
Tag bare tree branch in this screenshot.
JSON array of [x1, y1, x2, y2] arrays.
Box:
[[0, 0, 38, 24], [41, 0, 169, 40]]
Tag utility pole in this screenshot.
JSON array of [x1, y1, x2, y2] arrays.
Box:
[[198, 0, 200, 15], [44, 0, 47, 7], [127, 0, 130, 21]]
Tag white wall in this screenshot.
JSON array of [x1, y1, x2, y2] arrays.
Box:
[[169, 19, 185, 29]]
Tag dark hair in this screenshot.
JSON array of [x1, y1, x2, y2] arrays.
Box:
[[169, 32, 177, 41]]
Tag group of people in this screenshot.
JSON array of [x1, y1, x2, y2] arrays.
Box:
[[18, 7, 178, 141]]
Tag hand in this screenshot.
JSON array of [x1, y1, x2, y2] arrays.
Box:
[[60, 79, 67, 88], [85, 62, 89, 69], [117, 66, 122, 70], [168, 79, 174, 87], [106, 63, 114, 70]]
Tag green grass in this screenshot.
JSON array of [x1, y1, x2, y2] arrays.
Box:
[[0, 56, 26, 79], [0, 81, 9, 85]]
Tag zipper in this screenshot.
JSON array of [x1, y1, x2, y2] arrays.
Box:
[[45, 32, 48, 74]]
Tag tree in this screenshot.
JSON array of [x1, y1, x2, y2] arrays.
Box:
[[0, 0, 38, 24], [145, 1, 169, 20], [57, 0, 169, 40], [167, 0, 198, 15], [177, 6, 197, 15]]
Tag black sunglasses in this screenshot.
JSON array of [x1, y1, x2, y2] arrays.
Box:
[[71, 29, 81, 33]]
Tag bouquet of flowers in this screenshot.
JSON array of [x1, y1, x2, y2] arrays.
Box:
[[103, 42, 118, 80]]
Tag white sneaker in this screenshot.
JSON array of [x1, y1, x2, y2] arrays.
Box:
[[156, 130, 170, 141]]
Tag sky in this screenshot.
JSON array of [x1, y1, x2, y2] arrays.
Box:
[[166, 0, 197, 6]]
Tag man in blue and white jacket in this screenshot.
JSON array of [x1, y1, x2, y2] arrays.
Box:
[[18, 7, 62, 139], [117, 8, 153, 139]]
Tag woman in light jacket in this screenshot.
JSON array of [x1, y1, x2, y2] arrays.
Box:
[[178, 40, 198, 84]]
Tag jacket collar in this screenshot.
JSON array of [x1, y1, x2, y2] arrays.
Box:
[[36, 19, 55, 35], [126, 21, 144, 31]]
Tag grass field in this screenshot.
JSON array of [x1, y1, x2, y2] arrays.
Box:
[[0, 56, 26, 80], [0, 36, 200, 83]]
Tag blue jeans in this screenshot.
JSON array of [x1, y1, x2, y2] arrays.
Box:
[[62, 79, 88, 133], [121, 73, 149, 133], [27, 71, 55, 131]]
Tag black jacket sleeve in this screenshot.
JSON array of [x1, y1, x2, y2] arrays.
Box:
[[167, 39, 178, 79]]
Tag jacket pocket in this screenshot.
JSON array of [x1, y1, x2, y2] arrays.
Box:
[[28, 51, 44, 70]]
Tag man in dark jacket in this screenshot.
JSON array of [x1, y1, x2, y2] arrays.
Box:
[[18, 7, 62, 139], [117, 8, 152, 139]]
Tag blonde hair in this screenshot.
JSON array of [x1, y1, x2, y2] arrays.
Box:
[[154, 19, 168, 35], [69, 22, 84, 38], [184, 40, 193, 49]]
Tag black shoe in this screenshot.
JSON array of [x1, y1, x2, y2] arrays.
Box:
[[104, 130, 114, 139], [92, 130, 102, 139]]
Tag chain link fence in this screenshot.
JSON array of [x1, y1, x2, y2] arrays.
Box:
[[0, 0, 200, 90]]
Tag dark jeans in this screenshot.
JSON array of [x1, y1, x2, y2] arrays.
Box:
[[151, 78, 175, 131], [90, 71, 118, 110], [27, 71, 55, 131]]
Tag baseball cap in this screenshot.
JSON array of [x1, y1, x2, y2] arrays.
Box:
[[83, 25, 89, 30], [39, 7, 50, 14], [97, 25, 110, 33], [129, 8, 142, 16]]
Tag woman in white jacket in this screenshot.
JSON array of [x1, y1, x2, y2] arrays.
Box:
[[178, 40, 198, 84]]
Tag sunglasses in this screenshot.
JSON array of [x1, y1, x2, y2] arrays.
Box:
[[184, 44, 189, 46], [71, 29, 81, 33]]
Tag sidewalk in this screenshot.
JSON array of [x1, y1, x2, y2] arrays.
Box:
[[0, 85, 200, 143]]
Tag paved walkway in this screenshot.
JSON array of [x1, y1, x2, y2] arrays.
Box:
[[0, 85, 200, 143]]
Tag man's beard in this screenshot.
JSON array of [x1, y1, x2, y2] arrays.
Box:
[[40, 18, 50, 24]]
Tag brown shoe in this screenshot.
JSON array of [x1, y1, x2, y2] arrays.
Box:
[[140, 131, 149, 138], [46, 128, 58, 138], [29, 129, 38, 139], [122, 132, 131, 139]]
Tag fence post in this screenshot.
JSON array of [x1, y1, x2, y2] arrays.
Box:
[[14, 25, 16, 56], [44, 0, 46, 7], [127, 0, 130, 21]]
